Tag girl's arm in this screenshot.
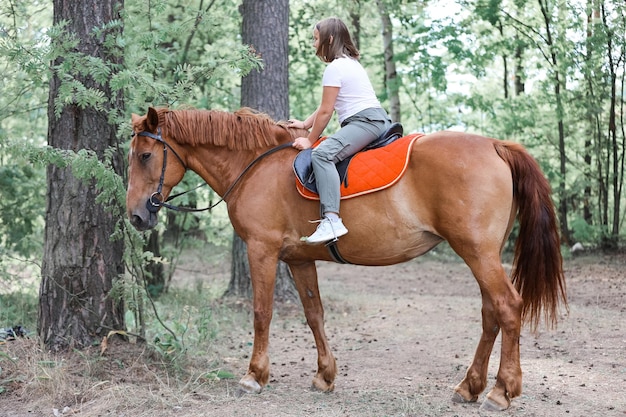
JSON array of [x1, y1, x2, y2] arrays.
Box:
[[293, 86, 339, 150], [301, 109, 318, 130], [308, 86, 339, 142]]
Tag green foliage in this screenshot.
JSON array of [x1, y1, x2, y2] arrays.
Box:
[[0, 3, 50, 283], [152, 328, 187, 360], [0, 292, 38, 331], [0, 162, 44, 257], [119, 0, 262, 110], [203, 369, 235, 381], [20, 144, 126, 221], [569, 217, 601, 245], [121, 282, 238, 366]]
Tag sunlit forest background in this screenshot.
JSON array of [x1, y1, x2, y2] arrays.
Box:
[[1, 0, 625, 337]]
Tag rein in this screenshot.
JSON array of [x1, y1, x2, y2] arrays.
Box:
[[134, 129, 293, 213]]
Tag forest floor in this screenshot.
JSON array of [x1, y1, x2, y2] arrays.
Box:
[[1, 248, 625, 417]]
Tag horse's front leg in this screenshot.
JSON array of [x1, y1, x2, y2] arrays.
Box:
[[238, 247, 278, 394], [289, 261, 336, 391]]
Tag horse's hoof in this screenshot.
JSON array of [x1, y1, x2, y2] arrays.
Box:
[[238, 376, 262, 394], [452, 390, 478, 403], [479, 397, 509, 412], [311, 375, 335, 392]]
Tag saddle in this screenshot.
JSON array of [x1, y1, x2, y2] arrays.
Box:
[[293, 123, 403, 194]]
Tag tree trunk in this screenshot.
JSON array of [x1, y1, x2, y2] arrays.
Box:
[[39, 0, 125, 351], [539, 0, 570, 245], [514, 35, 525, 96], [349, 7, 362, 50], [376, 0, 401, 122], [225, 233, 251, 299], [144, 231, 165, 297], [228, 0, 297, 303], [497, 22, 509, 100], [599, 5, 623, 247], [240, 0, 289, 113]]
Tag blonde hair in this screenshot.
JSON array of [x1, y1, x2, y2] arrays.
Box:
[[315, 17, 359, 63]]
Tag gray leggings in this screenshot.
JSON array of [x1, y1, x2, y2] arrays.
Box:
[[311, 107, 391, 215]]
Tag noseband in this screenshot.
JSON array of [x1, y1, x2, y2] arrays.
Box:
[[133, 128, 293, 213]]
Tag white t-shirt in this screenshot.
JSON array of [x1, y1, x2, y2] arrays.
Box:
[[322, 56, 382, 124]]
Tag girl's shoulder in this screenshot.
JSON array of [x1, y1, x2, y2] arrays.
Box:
[[330, 56, 361, 69], [324, 56, 364, 81]]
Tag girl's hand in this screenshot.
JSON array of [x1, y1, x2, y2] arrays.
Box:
[[287, 119, 307, 130], [293, 136, 313, 150]]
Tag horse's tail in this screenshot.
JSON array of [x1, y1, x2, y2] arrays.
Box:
[[494, 140, 568, 330]]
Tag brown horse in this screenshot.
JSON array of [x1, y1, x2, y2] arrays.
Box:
[[126, 107, 567, 411]]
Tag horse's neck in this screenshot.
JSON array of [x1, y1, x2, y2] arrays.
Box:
[[184, 123, 291, 197]]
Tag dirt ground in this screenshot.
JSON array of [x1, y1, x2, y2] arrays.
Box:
[[1, 249, 625, 417]]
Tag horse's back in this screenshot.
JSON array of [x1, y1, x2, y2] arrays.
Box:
[[405, 130, 512, 202], [412, 131, 505, 164]]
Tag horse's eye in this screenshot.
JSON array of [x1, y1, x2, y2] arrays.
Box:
[[140, 153, 151, 162]]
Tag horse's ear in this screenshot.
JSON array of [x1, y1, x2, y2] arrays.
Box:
[[147, 107, 159, 131]]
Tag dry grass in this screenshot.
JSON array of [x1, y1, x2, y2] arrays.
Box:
[[1, 334, 243, 416], [0, 294, 252, 417]]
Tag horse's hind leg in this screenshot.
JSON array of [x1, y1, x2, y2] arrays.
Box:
[[453, 293, 498, 403], [288, 261, 337, 391], [454, 256, 523, 411]]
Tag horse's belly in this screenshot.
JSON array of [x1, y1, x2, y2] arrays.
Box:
[[343, 233, 443, 266], [331, 177, 441, 264]]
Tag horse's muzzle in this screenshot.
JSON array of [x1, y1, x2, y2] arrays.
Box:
[[128, 202, 159, 231]]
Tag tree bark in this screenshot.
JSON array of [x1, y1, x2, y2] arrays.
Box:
[[227, 0, 297, 302], [225, 233, 251, 299], [600, 5, 622, 247], [240, 0, 289, 114], [39, 0, 125, 351]]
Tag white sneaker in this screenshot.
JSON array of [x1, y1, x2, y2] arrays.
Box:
[[304, 217, 348, 245]]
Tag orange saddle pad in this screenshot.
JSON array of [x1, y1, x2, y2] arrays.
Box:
[[295, 133, 423, 200]]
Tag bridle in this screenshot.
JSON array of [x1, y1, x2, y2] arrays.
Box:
[[133, 128, 196, 213], [132, 128, 292, 213]]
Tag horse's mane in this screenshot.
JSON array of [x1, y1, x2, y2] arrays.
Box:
[[156, 107, 303, 151]]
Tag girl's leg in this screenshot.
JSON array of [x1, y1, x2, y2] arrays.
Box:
[[304, 114, 388, 244], [311, 116, 387, 214]]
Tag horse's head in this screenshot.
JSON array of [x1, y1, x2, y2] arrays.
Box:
[[126, 107, 186, 231]]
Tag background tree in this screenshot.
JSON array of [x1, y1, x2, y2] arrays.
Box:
[[538, 0, 571, 245], [39, 0, 125, 350], [377, 0, 401, 122], [226, 0, 298, 302], [595, 0, 625, 248]]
